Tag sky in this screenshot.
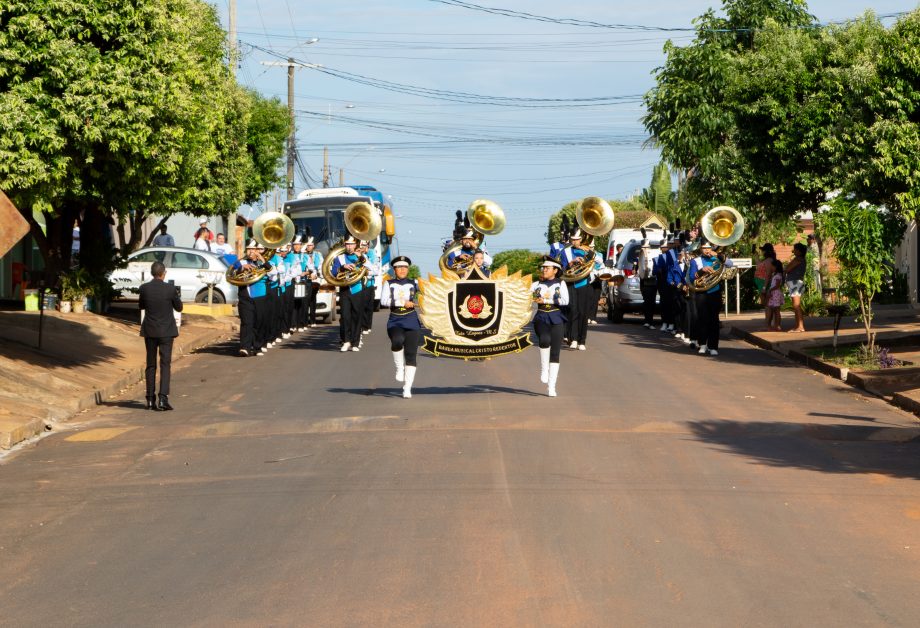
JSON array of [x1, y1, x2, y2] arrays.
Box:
[[218, 0, 913, 274]]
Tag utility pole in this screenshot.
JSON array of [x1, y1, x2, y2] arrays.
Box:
[[228, 0, 237, 77], [260, 58, 323, 200], [323, 146, 330, 188], [339, 168, 344, 187]]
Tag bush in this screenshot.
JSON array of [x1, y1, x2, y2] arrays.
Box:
[[490, 249, 543, 277]]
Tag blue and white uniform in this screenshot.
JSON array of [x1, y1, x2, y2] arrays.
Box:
[[561, 246, 603, 347], [382, 256, 421, 398], [688, 253, 733, 353], [531, 279, 569, 326], [532, 259, 568, 396], [331, 248, 364, 349]]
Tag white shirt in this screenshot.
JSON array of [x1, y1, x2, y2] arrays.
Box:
[[212, 242, 233, 256], [194, 238, 211, 252]]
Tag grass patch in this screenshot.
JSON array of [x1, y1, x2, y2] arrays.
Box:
[[805, 344, 910, 370]]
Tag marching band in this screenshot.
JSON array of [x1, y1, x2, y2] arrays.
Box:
[[225, 198, 741, 400]]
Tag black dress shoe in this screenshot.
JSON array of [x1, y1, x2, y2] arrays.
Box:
[[157, 395, 174, 411], [146, 396, 157, 410]]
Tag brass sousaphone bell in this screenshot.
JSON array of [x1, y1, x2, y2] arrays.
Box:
[[225, 211, 295, 286], [438, 199, 505, 277], [561, 196, 616, 283], [689, 205, 745, 292], [321, 201, 383, 288]]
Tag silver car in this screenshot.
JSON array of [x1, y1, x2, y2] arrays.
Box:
[[109, 246, 239, 304], [605, 240, 662, 323]]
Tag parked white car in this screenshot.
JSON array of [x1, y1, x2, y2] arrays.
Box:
[[605, 239, 663, 323], [109, 246, 239, 304]]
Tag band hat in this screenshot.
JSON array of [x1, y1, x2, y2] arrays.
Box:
[[541, 255, 562, 270], [305, 236, 315, 245], [461, 228, 476, 240], [292, 234, 303, 245], [343, 234, 358, 245], [392, 255, 412, 268], [246, 239, 259, 249], [570, 228, 583, 240]]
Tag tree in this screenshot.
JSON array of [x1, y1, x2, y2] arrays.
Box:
[[0, 0, 289, 279], [817, 197, 906, 353], [407, 264, 421, 280], [490, 250, 542, 278]]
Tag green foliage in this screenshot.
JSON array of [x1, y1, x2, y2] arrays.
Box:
[[0, 0, 290, 275], [490, 250, 542, 278], [817, 197, 906, 349], [59, 267, 92, 301], [407, 264, 421, 280]]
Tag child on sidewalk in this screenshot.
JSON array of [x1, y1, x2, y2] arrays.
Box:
[[766, 258, 785, 331]]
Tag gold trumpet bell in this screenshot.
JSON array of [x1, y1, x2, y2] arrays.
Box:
[[576, 196, 615, 237], [345, 201, 383, 242], [467, 199, 505, 236], [252, 211, 296, 249], [701, 206, 745, 247]]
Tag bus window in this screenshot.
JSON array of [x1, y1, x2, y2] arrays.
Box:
[[328, 211, 346, 240], [292, 216, 326, 241]]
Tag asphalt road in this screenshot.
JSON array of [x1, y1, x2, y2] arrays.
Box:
[[1, 313, 919, 627]]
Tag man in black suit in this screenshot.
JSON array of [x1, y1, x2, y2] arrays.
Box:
[[139, 261, 183, 410]]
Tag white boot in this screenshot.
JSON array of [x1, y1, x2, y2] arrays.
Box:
[[393, 349, 405, 382], [547, 363, 559, 397], [539, 347, 550, 384], [403, 366, 416, 398]]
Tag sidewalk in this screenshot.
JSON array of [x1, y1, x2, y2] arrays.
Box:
[[0, 308, 237, 450], [726, 305, 920, 417]]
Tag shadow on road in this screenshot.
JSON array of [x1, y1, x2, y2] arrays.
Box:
[[589, 320, 797, 369], [689, 419, 920, 480], [0, 313, 124, 370], [328, 384, 542, 397]]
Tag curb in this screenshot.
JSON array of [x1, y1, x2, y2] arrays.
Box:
[[0, 326, 232, 450]]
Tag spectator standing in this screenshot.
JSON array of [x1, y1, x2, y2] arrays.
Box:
[[784, 242, 808, 332], [765, 258, 785, 331], [753, 243, 776, 328], [192, 218, 214, 243], [807, 234, 822, 296], [193, 227, 212, 252], [212, 233, 234, 257], [152, 225, 175, 247], [139, 261, 183, 411]]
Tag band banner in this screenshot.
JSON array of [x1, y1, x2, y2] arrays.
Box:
[[422, 333, 532, 359]]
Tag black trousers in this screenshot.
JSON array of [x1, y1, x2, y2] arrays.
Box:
[[238, 297, 256, 352], [293, 282, 311, 328], [570, 285, 593, 345], [590, 279, 602, 321], [282, 287, 294, 332], [254, 297, 270, 349], [673, 289, 687, 333], [388, 327, 421, 366], [267, 288, 280, 340], [144, 336, 174, 396], [339, 288, 363, 346], [698, 290, 723, 350], [533, 320, 564, 362], [362, 285, 375, 331], [658, 283, 673, 325], [306, 283, 319, 325], [640, 282, 657, 325]]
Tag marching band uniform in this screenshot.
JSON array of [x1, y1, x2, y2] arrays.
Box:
[[265, 249, 282, 346], [561, 229, 603, 351], [361, 244, 381, 334], [289, 236, 310, 332], [331, 235, 364, 352], [531, 257, 569, 397], [280, 247, 297, 337], [653, 241, 673, 331], [446, 228, 493, 271], [303, 239, 323, 326], [380, 256, 421, 398], [638, 238, 659, 328], [230, 240, 272, 356], [688, 245, 733, 356]]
